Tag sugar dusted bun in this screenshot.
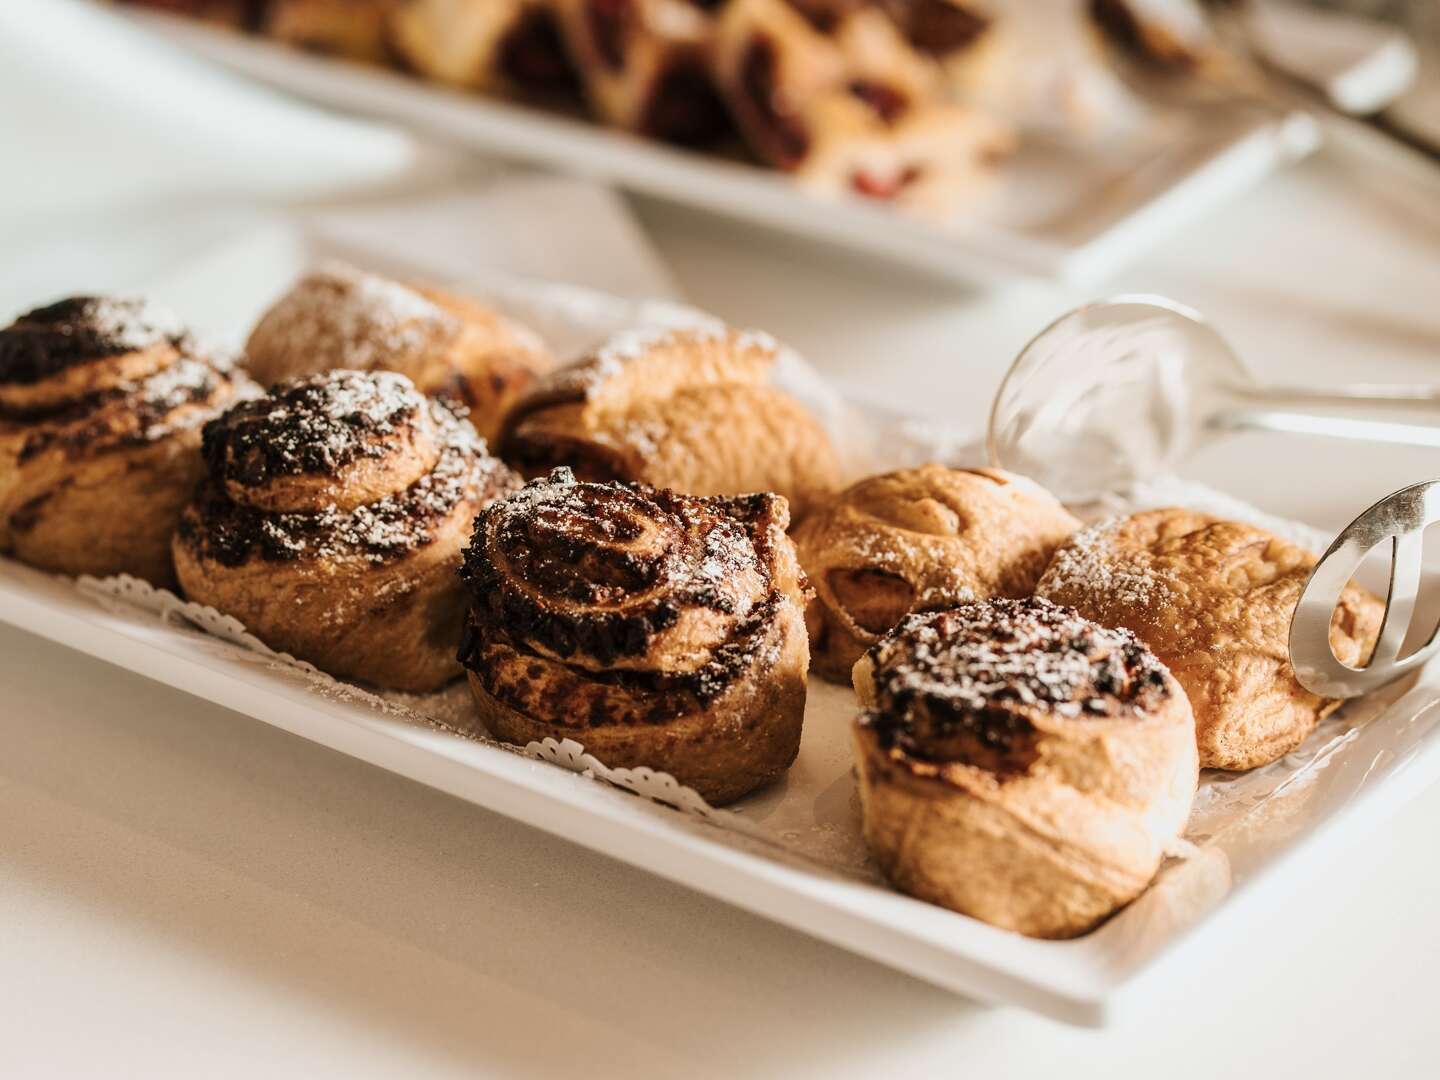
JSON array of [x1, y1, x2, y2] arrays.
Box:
[[174, 370, 520, 691], [0, 295, 257, 585], [1037, 508, 1384, 771], [853, 598, 1198, 938], [245, 263, 552, 443], [498, 325, 841, 520], [457, 466, 809, 805], [794, 465, 1080, 681]]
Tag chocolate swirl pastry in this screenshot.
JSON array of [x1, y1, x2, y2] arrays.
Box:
[[794, 466, 1079, 682], [0, 295, 257, 584], [852, 599, 1198, 938], [1038, 508, 1384, 771], [457, 466, 810, 805], [389, 0, 579, 97], [498, 325, 841, 520], [173, 370, 520, 692], [245, 263, 552, 444], [550, 0, 732, 145]]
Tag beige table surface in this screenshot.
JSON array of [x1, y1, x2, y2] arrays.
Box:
[[5, 145, 1440, 1076]]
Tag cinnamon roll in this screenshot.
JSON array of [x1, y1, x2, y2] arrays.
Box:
[[173, 370, 520, 691], [1037, 508, 1384, 771], [457, 466, 809, 805], [245, 263, 551, 444], [263, 0, 400, 62], [0, 296, 257, 585], [498, 325, 841, 520], [389, 0, 578, 96], [550, 0, 731, 145], [853, 599, 1198, 938], [794, 466, 1080, 682]]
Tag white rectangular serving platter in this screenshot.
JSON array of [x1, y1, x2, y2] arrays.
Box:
[[7, 221, 1440, 1028], [124, 8, 1321, 285]]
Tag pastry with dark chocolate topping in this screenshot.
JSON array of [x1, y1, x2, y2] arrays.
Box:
[[0, 294, 258, 584], [852, 598, 1198, 938], [456, 466, 810, 805], [173, 369, 520, 692]]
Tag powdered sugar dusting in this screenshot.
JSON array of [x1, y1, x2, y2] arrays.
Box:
[[1037, 518, 1172, 610]]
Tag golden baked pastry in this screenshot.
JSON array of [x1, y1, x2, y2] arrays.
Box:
[[388, 0, 577, 96], [1037, 508, 1385, 771], [853, 599, 1198, 938], [263, 0, 400, 62], [244, 263, 551, 443], [0, 296, 257, 585], [457, 466, 809, 805], [173, 370, 520, 691], [550, 0, 731, 145], [497, 325, 841, 520], [794, 465, 1080, 681]]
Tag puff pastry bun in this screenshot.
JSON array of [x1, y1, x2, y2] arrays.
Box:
[[246, 263, 551, 444], [498, 325, 841, 519], [1037, 508, 1384, 771], [457, 466, 809, 805], [853, 598, 1198, 938], [794, 465, 1080, 681], [0, 296, 256, 585], [174, 370, 520, 691]]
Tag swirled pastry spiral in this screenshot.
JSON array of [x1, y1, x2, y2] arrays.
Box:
[[498, 325, 841, 520], [853, 599, 1198, 938], [245, 263, 552, 443], [1037, 508, 1384, 771], [173, 370, 520, 691], [794, 465, 1080, 682], [0, 296, 257, 584], [457, 466, 810, 805]]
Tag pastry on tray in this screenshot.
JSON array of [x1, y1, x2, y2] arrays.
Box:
[[245, 263, 552, 443], [1037, 508, 1385, 770], [173, 369, 520, 691], [497, 324, 841, 519], [0, 296, 258, 586], [793, 465, 1080, 681], [262, 0, 402, 62], [457, 466, 810, 805], [853, 598, 1199, 938], [389, 0, 578, 96]]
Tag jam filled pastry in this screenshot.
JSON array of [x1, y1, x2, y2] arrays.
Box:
[[457, 467, 809, 804], [173, 370, 520, 691], [1038, 508, 1385, 771], [853, 599, 1199, 938], [0, 296, 258, 585], [497, 325, 841, 520], [245, 263, 552, 444], [389, 0, 578, 96], [795, 466, 1080, 682], [549, 0, 732, 145], [263, 0, 400, 62]]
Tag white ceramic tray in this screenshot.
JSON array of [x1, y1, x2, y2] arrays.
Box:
[[6, 223, 1440, 1028], [124, 9, 1322, 285]]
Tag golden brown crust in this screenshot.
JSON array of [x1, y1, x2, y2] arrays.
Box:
[[0, 296, 258, 585], [1036, 508, 1385, 771], [263, 0, 401, 63], [388, 0, 577, 97], [173, 370, 521, 691], [498, 326, 841, 520], [456, 466, 809, 804], [244, 263, 552, 443], [852, 599, 1198, 938], [793, 465, 1079, 682]]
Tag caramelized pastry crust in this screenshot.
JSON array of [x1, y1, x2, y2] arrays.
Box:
[[793, 465, 1080, 681], [244, 263, 552, 443], [457, 466, 809, 804], [498, 325, 841, 519], [174, 370, 520, 691], [853, 599, 1198, 938], [0, 296, 257, 584], [1037, 508, 1384, 771]]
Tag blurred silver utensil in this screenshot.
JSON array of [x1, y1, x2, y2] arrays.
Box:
[[1292, 479, 1440, 696], [986, 295, 1440, 504]]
